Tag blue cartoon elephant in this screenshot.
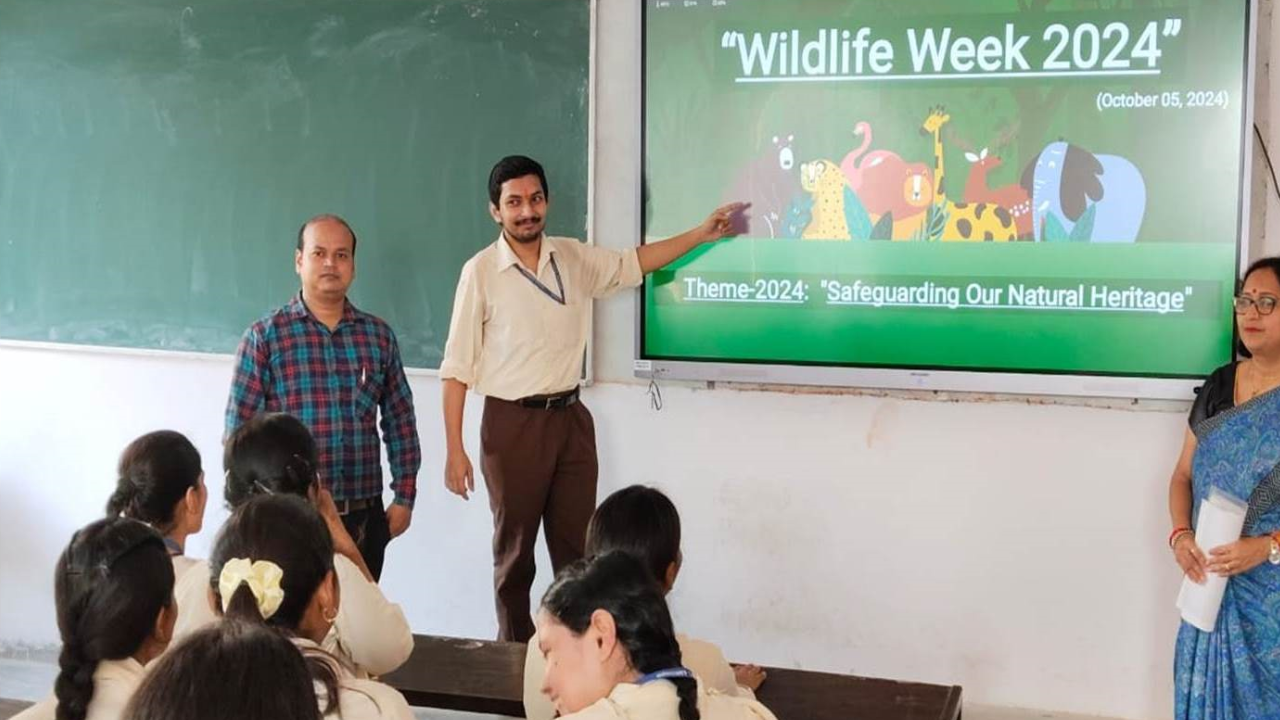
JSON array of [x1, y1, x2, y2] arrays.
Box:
[[1019, 141, 1146, 243]]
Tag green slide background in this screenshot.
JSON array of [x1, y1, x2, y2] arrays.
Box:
[[643, 0, 1247, 378]]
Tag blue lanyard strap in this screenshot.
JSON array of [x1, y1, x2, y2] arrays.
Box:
[[515, 255, 566, 305], [636, 667, 694, 685], [163, 536, 184, 557]]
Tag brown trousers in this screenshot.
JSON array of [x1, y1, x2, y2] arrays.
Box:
[[480, 396, 598, 642]]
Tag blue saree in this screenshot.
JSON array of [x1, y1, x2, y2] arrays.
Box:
[[1175, 385, 1280, 720]]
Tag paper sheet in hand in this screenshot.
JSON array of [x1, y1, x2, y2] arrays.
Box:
[[1176, 489, 1248, 632]]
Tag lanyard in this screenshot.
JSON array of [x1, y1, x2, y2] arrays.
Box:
[[515, 255, 566, 305], [163, 536, 184, 557], [635, 667, 694, 685]]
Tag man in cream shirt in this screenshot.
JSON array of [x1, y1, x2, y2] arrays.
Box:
[[440, 155, 744, 641]]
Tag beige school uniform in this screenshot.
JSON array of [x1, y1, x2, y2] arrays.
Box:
[[170, 554, 201, 583], [524, 634, 757, 720], [13, 658, 147, 720], [560, 679, 777, 720], [295, 639, 415, 720], [172, 554, 412, 676]]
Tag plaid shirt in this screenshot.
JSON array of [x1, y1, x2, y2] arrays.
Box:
[[225, 294, 422, 508]]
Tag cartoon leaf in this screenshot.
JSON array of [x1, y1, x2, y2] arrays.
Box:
[[843, 187, 873, 241], [1069, 203, 1096, 242], [925, 201, 949, 241], [1043, 213, 1070, 243], [781, 194, 812, 239], [871, 212, 894, 241]]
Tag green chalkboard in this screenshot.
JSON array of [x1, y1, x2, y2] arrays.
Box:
[[0, 0, 590, 368]]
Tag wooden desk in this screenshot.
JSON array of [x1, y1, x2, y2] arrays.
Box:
[[383, 635, 962, 720]]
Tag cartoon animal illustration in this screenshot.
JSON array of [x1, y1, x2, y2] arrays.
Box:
[[799, 159, 851, 240], [840, 120, 933, 239], [726, 134, 804, 238], [1019, 141, 1146, 243], [921, 108, 1018, 242], [963, 148, 1032, 239]]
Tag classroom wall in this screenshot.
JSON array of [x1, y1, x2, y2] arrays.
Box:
[[3, 1, 1280, 718]]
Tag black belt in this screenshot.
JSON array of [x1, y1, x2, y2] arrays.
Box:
[[333, 497, 380, 515], [516, 387, 580, 410]]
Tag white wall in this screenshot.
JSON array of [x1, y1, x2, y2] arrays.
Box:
[[3, 1, 1280, 719]]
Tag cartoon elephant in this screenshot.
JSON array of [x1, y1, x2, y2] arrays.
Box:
[[1020, 141, 1146, 243], [726, 134, 803, 238]]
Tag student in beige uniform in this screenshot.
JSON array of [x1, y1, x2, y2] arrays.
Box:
[[207, 493, 414, 720], [535, 552, 777, 720], [125, 618, 322, 720], [171, 413, 412, 677], [106, 431, 208, 585], [16, 519, 176, 720], [524, 486, 765, 720], [441, 155, 747, 641]]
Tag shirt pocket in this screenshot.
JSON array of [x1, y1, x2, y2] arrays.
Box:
[[353, 368, 385, 423]]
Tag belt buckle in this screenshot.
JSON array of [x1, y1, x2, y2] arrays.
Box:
[[545, 396, 555, 410]]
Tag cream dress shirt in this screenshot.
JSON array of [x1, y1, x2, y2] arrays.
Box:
[[440, 234, 643, 401]]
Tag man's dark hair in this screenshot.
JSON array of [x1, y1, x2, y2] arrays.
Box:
[[488, 155, 549, 206], [296, 214, 358, 254]]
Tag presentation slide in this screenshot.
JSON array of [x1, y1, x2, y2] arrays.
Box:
[[641, 0, 1250, 381]]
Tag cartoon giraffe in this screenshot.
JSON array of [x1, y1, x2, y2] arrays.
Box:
[[921, 108, 1018, 242]]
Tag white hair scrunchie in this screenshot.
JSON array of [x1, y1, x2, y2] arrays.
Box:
[[218, 558, 285, 620]]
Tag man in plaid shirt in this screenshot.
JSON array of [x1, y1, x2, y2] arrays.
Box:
[[225, 214, 421, 580]]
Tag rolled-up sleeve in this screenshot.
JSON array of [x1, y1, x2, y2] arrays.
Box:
[[581, 244, 643, 298], [439, 259, 484, 386]]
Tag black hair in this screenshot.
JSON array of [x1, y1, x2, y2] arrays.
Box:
[[106, 431, 203, 532], [124, 618, 322, 720], [209, 494, 339, 712], [586, 486, 681, 586], [488, 155, 549, 206], [540, 551, 699, 720], [1236, 256, 1280, 358], [53, 518, 174, 720], [223, 413, 319, 509], [296, 213, 358, 254]]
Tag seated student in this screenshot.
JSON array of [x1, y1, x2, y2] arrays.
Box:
[[106, 431, 208, 583], [171, 412, 412, 677], [207, 493, 413, 720], [535, 551, 777, 720], [15, 519, 176, 720], [125, 618, 321, 720], [524, 486, 764, 720]]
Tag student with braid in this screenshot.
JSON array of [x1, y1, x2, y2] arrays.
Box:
[[535, 551, 776, 720], [125, 618, 321, 720], [106, 431, 208, 583], [207, 494, 412, 720], [171, 412, 412, 677], [524, 486, 765, 720], [15, 519, 176, 720]]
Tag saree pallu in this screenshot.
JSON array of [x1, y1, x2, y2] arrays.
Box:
[[1175, 387, 1280, 720]]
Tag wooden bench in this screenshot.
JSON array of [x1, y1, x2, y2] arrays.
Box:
[[382, 634, 962, 720], [0, 698, 33, 719]]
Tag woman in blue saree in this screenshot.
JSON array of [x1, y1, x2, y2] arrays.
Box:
[[1170, 257, 1280, 720]]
